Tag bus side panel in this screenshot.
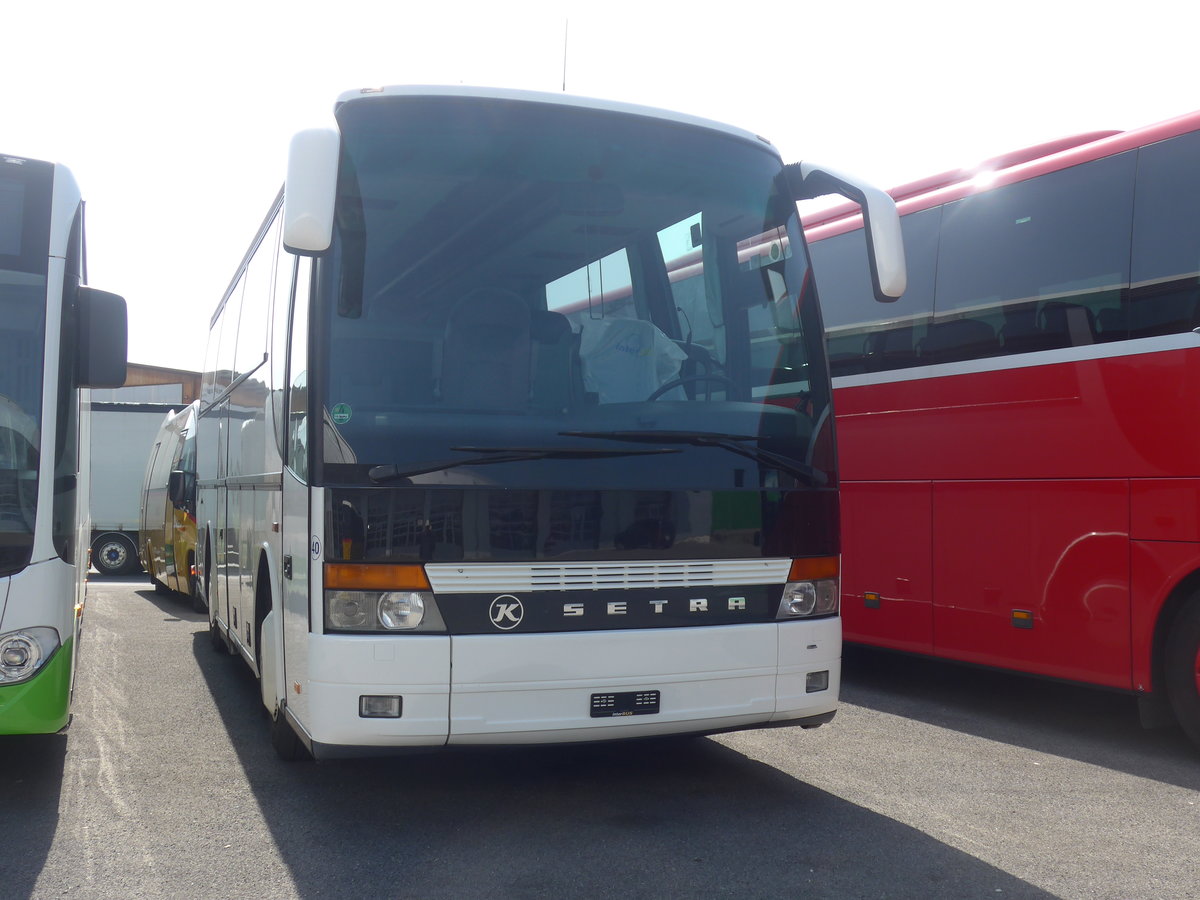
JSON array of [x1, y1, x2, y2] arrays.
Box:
[[840, 481, 934, 654], [446, 621, 839, 743], [138, 437, 164, 577], [835, 348, 1200, 484], [931, 479, 1131, 687], [1131, 478, 1200, 543], [279, 468, 313, 724]]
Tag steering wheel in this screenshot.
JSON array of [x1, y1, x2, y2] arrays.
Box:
[[647, 374, 737, 401]]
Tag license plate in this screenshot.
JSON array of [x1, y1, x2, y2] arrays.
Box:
[[590, 690, 660, 718]]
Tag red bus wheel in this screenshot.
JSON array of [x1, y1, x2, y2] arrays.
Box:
[[1165, 597, 1200, 749]]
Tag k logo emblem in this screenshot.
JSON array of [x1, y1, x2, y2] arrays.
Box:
[[489, 595, 524, 630]]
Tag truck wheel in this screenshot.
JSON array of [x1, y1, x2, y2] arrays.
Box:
[[1165, 596, 1200, 748], [91, 533, 139, 576]]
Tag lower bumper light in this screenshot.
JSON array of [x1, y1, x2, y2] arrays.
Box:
[[805, 671, 829, 693], [359, 695, 403, 718]]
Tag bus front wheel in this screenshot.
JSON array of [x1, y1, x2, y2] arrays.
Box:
[[1165, 596, 1200, 748]]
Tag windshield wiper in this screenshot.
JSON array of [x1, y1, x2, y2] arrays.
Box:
[[368, 445, 681, 483], [560, 430, 828, 486]]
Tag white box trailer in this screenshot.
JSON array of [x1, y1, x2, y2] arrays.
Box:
[[89, 401, 177, 575]]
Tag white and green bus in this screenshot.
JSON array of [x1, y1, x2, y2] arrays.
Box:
[[0, 153, 127, 735]]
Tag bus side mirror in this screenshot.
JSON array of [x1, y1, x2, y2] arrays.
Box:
[[77, 286, 128, 387], [786, 162, 907, 302], [168, 470, 184, 504], [169, 470, 196, 509], [282, 127, 341, 255]]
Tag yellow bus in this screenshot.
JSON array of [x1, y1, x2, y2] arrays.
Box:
[[139, 401, 199, 609]]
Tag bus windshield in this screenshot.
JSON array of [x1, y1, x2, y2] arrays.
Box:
[[314, 96, 831, 491], [0, 165, 49, 576]]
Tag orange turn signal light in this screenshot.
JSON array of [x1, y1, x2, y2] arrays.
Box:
[[323, 563, 430, 591], [787, 556, 839, 581]]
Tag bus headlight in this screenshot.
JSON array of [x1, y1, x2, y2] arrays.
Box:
[[325, 590, 446, 632], [378, 591, 427, 630], [326, 591, 372, 629], [776, 557, 839, 619], [323, 564, 447, 633], [0, 627, 60, 684]]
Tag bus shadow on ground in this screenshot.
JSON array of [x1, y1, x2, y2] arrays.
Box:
[[841, 644, 1200, 788], [0, 734, 67, 899], [192, 634, 1055, 900], [132, 587, 206, 624]]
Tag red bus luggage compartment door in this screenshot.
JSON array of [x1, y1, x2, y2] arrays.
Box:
[[840, 481, 934, 654], [931, 479, 1130, 687]]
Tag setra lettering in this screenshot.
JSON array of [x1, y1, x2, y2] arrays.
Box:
[[560, 597, 751, 617]]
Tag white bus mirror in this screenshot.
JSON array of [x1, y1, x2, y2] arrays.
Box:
[[282, 127, 341, 255], [787, 162, 907, 302]]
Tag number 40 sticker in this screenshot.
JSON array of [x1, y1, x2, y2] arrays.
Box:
[[310, 536, 321, 560]]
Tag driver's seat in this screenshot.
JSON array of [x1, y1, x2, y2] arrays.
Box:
[[441, 289, 532, 408]]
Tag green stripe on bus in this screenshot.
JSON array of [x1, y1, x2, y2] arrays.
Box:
[[0, 638, 74, 735]]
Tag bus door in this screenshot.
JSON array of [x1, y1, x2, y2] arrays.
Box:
[[162, 426, 186, 586], [213, 399, 231, 635], [277, 256, 312, 723], [224, 416, 253, 656], [169, 423, 196, 592]]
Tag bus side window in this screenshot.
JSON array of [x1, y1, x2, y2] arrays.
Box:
[[816, 207, 939, 376], [270, 239, 297, 459], [1130, 129, 1200, 339], [935, 152, 1135, 357]]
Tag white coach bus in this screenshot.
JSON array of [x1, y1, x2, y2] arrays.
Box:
[[197, 86, 905, 759]]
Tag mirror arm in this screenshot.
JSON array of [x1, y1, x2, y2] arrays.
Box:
[[786, 161, 907, 302]]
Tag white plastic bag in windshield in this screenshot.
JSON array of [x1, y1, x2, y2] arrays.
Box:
[[578, 318, 687, 404]]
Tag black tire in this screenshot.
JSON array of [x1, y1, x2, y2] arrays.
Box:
[[91, 533, 139, 576], [187, 552, 205, 612], [270, 706, 310, 761], [209, 617, 228, 654], [189, 574, 206, 613], [1165, 596, 1200, 748]]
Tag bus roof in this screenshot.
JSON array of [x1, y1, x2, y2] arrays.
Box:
[[333, 85, 778, 153], [803, 108, 1200, 240]]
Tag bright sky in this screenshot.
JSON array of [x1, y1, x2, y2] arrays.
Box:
[[5, 0, 1199, 372]]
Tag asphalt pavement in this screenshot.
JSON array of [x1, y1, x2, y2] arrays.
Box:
[[2, 576, 1197, 899]]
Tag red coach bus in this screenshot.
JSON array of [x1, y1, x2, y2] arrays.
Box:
[[805, 109, 1200, 747]]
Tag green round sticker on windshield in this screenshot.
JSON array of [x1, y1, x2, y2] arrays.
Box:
[[331, 403, 352, 425]]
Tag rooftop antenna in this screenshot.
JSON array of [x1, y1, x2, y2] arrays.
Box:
[[562, 19, 569, 92]]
